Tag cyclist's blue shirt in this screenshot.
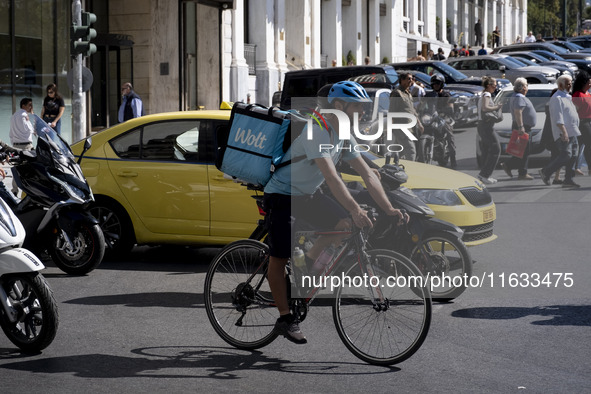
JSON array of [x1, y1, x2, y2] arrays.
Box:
[[264, 120, 360, 196]]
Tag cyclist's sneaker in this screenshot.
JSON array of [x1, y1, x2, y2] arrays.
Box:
[[274, 316, 307, 344]]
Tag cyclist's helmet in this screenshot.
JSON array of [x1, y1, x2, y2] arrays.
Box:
[[430, 74, 446, 87], [327, 81, 372, 104]]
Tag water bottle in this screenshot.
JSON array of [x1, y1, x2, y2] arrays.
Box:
[[312, 246, 335, 274], [293, 247, 306, 269]]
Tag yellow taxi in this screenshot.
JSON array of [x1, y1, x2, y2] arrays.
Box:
[[71, 110, 495, 255]]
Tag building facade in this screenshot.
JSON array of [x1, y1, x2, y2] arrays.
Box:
[[0, 0, 527, 142]]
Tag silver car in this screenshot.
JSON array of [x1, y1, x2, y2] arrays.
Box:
[[445, 54, 560, 84]]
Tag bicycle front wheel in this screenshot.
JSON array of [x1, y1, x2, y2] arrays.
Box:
[[204, 240, 278, 350], [333, 249, 431, 366], [411, 232, 472, 302]]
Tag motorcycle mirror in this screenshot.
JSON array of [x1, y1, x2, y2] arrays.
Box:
[[78, 137, 92, 165]]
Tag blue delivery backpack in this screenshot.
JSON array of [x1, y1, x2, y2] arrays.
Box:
[[216, 102, 306, 187]]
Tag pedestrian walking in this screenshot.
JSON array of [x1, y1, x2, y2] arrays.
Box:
[[501, 78, 535, 180], [118, 82, 144, 123], [389, 72, 424, 160], [539, 75, 581, 188], [492, 27, 501, 48], [433, 48, 446, 61], [475, 19, 483, 47], [477, 76, 503, 184], [571, 71, 591, 176]]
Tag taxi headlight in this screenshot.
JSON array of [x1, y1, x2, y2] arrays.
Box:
[[412, 189, 462, 206]]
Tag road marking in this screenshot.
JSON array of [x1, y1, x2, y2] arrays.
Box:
[[509, 188, 554, 203]]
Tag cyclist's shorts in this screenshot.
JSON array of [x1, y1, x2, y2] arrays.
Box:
[[264, 191, 348, 259]]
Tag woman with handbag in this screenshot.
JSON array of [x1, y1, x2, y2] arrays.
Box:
[[477, 76, 503, 184]]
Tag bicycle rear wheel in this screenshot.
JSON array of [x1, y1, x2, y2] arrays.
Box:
[[204, 240, 278, 350], [333, 249, 431, 366]]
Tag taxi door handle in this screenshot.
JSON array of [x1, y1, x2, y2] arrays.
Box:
[[117, 171, 138, 178]]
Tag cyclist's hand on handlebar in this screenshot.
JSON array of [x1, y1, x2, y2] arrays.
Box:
[[351, 207, 374, 229], [388, 208, 409, 226]]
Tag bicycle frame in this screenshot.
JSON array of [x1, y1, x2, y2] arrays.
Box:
[[239, 224, 387, 315]]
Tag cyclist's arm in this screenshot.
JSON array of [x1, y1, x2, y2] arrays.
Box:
[[347, 156, 407, 222], [314, 157, 373, 229]]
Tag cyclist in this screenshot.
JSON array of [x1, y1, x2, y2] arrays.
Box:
[[263, 81, 408, 344]]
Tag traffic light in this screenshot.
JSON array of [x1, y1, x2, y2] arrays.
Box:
[[71, 12, 97, 57]]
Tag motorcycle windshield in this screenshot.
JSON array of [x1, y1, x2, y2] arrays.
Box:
[[31, 115, 87, 189]]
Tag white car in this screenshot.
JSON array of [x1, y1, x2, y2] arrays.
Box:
[[446, 54, 560, 84]]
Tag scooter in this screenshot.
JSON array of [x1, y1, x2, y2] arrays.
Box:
[[4, 115, 105, 275], [0, 196, 58, 352], [345, 153, 472, 301]]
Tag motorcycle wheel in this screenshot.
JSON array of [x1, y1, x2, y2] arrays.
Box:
[[0, 272, 58, 352], [410, 232, 472, 302], [50, 222, 105, 275]]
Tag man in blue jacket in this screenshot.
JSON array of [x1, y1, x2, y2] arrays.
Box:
[[118, 82, 144, 123]]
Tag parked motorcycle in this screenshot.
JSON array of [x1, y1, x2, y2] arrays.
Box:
[[340, 153, 472, 301], [0, 196, 58, 352], [420, 111, 456, 168], [3, 115, 105, 275]]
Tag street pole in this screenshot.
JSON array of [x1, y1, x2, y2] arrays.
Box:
[[72, 0, 86, 141]]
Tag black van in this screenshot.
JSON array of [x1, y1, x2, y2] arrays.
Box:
[[276, 65, 398, 109]]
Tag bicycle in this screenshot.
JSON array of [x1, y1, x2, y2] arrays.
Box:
[[204, 198, 432, 366]]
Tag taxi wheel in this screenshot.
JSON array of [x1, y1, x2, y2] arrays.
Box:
[[89, 200, 135, 258]]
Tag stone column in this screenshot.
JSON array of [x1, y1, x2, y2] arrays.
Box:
[[229, 0, 249, 102], [447, 1, 459, 45], [342, 0, 362, 64], [250, 0, 278, 105], [274, 0, 288, 91], [322, 0, 343, 67], [483, 0, 488, 47], [437, 0, 448, 44], [368, 0, 380, 63], [311, 0, 321, 68], [521, 2, 527, 40]]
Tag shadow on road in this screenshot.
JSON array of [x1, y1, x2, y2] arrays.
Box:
[[0, 346, 398, 378], [64, 291, 204, 308], [452, 304, 591, 326]]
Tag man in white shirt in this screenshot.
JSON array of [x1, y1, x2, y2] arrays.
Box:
[[524, 31, 536, 43], [539, 75, 581, 188], [9, 98, 35, 150], [9, 98, 35, 194]]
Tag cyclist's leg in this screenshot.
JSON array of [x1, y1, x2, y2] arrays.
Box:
[[294, 191, 350, 261], [264, 193, 307, 344], [264, 193, 292, 315]]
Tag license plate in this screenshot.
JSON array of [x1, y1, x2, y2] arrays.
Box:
[[483, 208, 494, 222]]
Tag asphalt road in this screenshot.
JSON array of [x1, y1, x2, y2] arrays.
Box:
[[1, 126, 590, 392]]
